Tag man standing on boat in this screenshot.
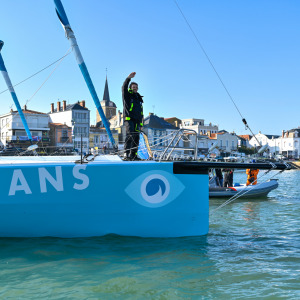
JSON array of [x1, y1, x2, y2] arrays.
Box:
[[223, 168, 233, 187], [122, 72, 144, 160]]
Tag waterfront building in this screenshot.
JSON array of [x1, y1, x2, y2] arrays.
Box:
[[238, 134, 252, 148], [184, 133, 210, 156], [198, 135, 211, 154], [143, 113, 182, 155], [180, 118, 218, 135], [48, 123, 73, 153], [276, 128, 300, 158], [109, 110, 124, 147], [0, 105, 50, 149], [89, 125, 119, 152], [207, 130, 239, 156], [164, 117, 182, 128], [49, 100, 90, 153], [249, 132, 280, 156]]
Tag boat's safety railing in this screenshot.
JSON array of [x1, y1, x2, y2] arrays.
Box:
[[159, 128, 198, 162]]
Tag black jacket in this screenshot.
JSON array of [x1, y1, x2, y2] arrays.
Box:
[[122, 77, 144, 124]]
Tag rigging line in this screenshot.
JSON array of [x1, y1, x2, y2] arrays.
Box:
[[25, 47, 72, 105], [173, 0, 243, 119], [173, 0, 262, 146], [0, 48, 72, 96]]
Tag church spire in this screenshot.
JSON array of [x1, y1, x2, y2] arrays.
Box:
[[103, 75, 110, 102]]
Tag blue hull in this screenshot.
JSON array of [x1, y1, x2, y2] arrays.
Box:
[[0, 160, 209, 237]]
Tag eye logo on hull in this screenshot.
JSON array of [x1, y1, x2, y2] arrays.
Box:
[[125, 170, 185, 208], [141, 174, 170, 204]]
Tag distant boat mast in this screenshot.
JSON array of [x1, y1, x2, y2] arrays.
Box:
[[0, 41, 33, 142], [53, 0, 116, 147]]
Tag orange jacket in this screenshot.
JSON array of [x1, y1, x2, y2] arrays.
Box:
[[246, 169, 259, 185]]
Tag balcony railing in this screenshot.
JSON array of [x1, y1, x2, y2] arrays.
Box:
[[12, 122, 49, 129], [73, 119, 89, 124], [3, 135, 50, 142], [74, 133, 88, 137]]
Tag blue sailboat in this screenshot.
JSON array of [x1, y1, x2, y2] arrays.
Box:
[[0, 0, 209, 238], [0, 1, 289, 238]]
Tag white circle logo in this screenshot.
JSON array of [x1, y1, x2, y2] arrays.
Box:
[[140, 174, 170, 204]]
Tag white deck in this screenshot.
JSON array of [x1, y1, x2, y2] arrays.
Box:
[[0, 155, 123, 165]]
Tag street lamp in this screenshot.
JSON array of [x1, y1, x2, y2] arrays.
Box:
[[71, 119, 75, 152]]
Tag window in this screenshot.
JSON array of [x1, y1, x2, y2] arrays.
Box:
[[62, 130, 68, 137], [31, 131, 42, 137], [74, 112, 87, 121], [15, 130, 27, 137]]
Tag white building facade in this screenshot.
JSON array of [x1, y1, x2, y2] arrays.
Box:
[[248, 130, 300, 159], [0, 106, 50, 148], [276, 129, 300, 158], [249, 132, 280, 156], [49, 101, 90, 153], [213, 131, 239, 154], [180, 118, 218, 135]]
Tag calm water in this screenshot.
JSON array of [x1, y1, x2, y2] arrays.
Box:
[[0, 170, 299, 299]]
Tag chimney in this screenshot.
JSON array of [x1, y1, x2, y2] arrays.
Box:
[[149, 112, 153, 116], [51, 103, 54, 113], [23, 104, 27, 111], [57, 101, 61, 112], [80, 100, 85, 108], [62, 100, 67, 111]]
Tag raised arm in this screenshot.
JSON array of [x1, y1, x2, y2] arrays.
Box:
[[122, 72, 136, 95]]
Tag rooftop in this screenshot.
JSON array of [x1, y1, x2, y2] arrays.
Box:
[[144, 114, 178, 129]]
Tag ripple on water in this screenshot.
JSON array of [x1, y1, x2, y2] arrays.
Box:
[[0, 171, 299, 299]]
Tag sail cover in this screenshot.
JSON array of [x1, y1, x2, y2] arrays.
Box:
[[138, 133, 152, 160]]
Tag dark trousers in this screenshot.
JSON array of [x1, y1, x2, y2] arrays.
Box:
[[223, 172, 233, 187], [124, 120, 140, 159]]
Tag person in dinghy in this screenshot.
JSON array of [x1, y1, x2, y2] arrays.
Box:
[[122, 72, 144, 161], [246, 162, 260, 186]]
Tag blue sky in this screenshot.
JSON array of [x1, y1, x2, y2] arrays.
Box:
[[0, 0, 299, 135]]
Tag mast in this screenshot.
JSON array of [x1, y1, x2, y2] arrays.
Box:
[[53, 0, 116, 147], [0, 41, 33, 142]]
